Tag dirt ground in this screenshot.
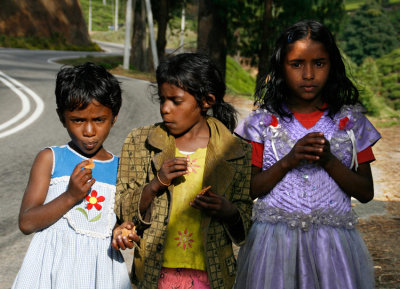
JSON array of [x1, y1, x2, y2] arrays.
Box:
[[226, 95, 400, 288], [358, 124, 400, 289]]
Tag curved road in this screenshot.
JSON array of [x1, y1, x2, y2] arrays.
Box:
[[0, 46, 161, 288]]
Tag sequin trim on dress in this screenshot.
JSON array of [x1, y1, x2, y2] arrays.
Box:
[[253, 202, 358, 231]]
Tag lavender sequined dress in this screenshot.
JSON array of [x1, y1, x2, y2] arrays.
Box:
[[233, 104, 381, 289]]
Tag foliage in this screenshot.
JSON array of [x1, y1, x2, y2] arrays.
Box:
[[342, 49, 399, 118], [227, 0, 345, 61], [339, 1, 398, 65], [345, 0, 400, 11], [0, 33, 101, 51], [80, 0, 126, 31], [225, 56, 256, 97], [377, 48, 400, 110]]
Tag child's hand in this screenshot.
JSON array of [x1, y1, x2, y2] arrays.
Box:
[[282, 132, 326, 169], [157, 157, 188, 187], [65, 160, 96, 203], [313, 135, 335, 168], [112, 221, 140, 250], [190, 188, 237, 221]]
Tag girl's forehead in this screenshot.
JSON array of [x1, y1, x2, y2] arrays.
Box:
[[286, 39, 328, 58], [160, 83, 189, 97]]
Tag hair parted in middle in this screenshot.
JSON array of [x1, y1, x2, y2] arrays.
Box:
[[155, 53, 238, 132], [256, 19, 359, 119]]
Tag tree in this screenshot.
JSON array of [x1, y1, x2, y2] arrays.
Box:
[[197, 0, 232, 78], [131, 0, 151, 71], [339, 1, 398, 65], [153, 0, 170, 61]]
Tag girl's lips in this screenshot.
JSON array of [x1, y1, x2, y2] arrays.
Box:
[[84, 142, 97, 150], [302, 86, 316, 92]]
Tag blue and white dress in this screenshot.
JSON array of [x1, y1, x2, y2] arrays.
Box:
[[12, 145, 131, 289]]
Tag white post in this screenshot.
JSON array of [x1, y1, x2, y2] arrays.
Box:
[[123, 0, 133, 70], [103, 0, 106, 5], [144, 0, 159, 69], [88, 0, 92, 33], [115, 0, 119, 31], [179, 2, 186, 53]]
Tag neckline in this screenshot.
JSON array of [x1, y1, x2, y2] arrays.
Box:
[[177, 147, 207, 155], [66, 144, 115, 163]]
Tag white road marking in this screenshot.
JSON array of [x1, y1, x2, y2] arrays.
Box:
[[0, 71, 44, 138]]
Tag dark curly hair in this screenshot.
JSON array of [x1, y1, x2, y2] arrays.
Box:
[[155, 53, 237, 132], [256, 20, 359, 119], [55, 62, 122, 122]]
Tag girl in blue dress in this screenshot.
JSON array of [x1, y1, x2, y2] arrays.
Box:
[[12, 63, 134, 289]]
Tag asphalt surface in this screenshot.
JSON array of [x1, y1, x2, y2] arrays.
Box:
[[0, 46, 161, 289]]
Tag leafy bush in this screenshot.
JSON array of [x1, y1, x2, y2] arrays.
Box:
[[339, 2, 398, 65]]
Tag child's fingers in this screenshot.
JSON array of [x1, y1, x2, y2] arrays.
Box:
[[82, 178, 95, 191], [165, 157, 188, 167], [113, 234, 134, 250]]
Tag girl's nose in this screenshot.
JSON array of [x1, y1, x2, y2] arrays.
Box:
[[303, 64, 314, 80], [160, 101, 170, 114], [83, 122, 96, 136]]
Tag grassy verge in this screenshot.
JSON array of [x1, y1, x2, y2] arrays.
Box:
[[0, 34, 101, 51], [345, 0, 400, 10], [56, 55, 155, 82]]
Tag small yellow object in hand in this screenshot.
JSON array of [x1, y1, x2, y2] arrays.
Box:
[[84, 159, 95, 169]]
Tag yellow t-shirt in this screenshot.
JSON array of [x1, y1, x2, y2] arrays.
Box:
[[162, 147, 207, 270]]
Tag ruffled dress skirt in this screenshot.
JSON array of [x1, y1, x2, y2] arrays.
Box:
[[234, 210, 375, 289]]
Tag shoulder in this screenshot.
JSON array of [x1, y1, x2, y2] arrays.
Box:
[[334, 104, 381, 149], [208, 117, 251, 159], [36, 147, 53, 162], [30, 147, 53, 175], [125, 124, 159, 141], [234, 108, 275, 143], [334, 104, 366, 121]]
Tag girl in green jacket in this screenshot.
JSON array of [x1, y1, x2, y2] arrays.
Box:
[[112, 53, 253, 289]]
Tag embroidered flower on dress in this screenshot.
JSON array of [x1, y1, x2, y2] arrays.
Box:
[[174, 228, 194, 250], [186, 155, 200, 174], [338, 116, 354, 130], [86, 190, 105, 210]]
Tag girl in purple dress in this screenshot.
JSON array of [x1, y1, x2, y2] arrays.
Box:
[[233, 20, 381, 289]]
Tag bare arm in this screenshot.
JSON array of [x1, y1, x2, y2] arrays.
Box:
[[316, 137, 373, 203], [139, 157, 188, 214], [19, 149, 95, 234]]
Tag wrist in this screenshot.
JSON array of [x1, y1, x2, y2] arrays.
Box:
[[321, 154, 337, 171], [63, 190, 80, 207], [280, 155, 294, 171]]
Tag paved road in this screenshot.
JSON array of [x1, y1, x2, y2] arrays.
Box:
[[0, 47, 161, 288]]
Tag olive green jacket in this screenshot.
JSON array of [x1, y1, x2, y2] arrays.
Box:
[[115, 117, 253, 289]]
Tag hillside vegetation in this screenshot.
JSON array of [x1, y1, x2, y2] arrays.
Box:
[[47, 0, 400, 120]]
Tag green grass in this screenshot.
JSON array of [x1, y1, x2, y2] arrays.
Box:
[[80, 0, 126, 31], [225, 56, 256, 97], [345, 0, 400, 10]]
